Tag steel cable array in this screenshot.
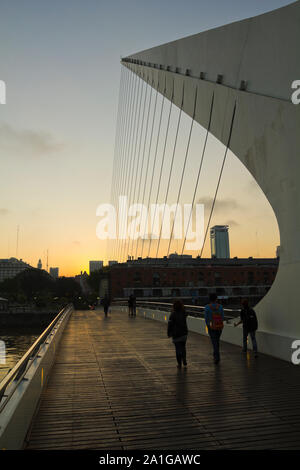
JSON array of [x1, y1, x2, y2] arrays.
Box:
[[109, 66, 237, 264]]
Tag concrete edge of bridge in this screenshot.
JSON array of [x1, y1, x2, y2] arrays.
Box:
[[0, 307, 73, 450]]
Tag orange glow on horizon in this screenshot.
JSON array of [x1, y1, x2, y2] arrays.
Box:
[[52, 241, 277, 277]]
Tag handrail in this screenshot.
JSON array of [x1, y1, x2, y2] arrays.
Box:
[[112, 299, 239, 319], [0, 304, 73, 412], [112, 299, 238, 312]]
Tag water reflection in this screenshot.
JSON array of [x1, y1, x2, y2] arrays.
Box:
[[0, 327, 42, 382]]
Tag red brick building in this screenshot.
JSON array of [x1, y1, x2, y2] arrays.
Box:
[[108, 256, 278, 305]]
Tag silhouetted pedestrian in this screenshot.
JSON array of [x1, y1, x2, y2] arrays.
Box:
[[167, 300, 188, 369], [205, 293, 224, 364], [234, 298, 258, 357], [103, 295, 110, 317], [128, 294, 136, 317]]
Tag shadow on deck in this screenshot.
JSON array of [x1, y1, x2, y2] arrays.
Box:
[[25, 309, 300, 450]]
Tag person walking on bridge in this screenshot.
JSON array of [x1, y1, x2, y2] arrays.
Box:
[[103, 295, 110, 317], [167, 300, 188, 369], [205, 293, 224, 364], [128, 294, 136, 317], [234, 298, 258, 357]]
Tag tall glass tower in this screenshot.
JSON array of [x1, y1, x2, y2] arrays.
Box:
[[210, 225, 230, 258]]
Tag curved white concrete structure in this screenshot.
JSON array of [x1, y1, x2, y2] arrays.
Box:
[[121, 2, 300, 361]]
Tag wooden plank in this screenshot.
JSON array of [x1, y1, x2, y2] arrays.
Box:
[[25, 309, 300, 450]]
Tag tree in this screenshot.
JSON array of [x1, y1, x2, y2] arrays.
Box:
[[54, 277, 82, 300], [0, 268, 54, 302], [87, 270, 102, 294]]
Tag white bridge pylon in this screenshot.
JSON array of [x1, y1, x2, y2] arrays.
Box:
[[121, 1, 300, 361]]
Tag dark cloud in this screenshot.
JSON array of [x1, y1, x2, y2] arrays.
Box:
[[0, 122, 63, 158], [197, 196, 242, 213], [136, 233, 158, 242], [225, 219, 240, 227]]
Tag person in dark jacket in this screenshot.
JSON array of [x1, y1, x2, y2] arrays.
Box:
[[167, 300, 188, 368], [128, 294, 136, 317], [234, 298, 258, 357], [103, 295, 110, 317]]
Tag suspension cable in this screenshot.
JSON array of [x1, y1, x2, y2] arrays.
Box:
[[166, 85, 199, 257], [128, 78, 149, 257], [109, 65, 126, 261], [115, 67, 130, 213], [180, 92, 215, 255], [135, 78, 158, 259], [113, 67, 130, 261], [155, 82, 185, 258], [121, 75, 145, 261], [147, 79, 175, 258], [140, 76, 166, 259], [117, 69, 139, 262], [131, 79, 154, 259], [115, 68, 135, 261], [113, 67, 127, 204], [199, 101, 237, 258]]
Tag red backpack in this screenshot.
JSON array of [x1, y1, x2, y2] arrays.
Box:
[[209, 304, 224, 330]]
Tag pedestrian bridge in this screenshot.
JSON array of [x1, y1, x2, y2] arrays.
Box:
[[1, 306, 299, 450], [111, 1, 300, 360]]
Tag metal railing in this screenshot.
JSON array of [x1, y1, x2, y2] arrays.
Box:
[[112, 300, 239, 322], [0, 304, 73, 413]]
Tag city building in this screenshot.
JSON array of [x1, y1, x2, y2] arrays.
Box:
[[49, 267, 59, 279], [99, 276, 109, 298], [0, 258, 32, 283], [74, 271, 91, 296], [169, 253, 192, 259], [37, 259, 42, 269], [108, 260, 118, 266], [108, 256, 279, 306], [210, 225, 230, 258], [89, 260, 103, 274]]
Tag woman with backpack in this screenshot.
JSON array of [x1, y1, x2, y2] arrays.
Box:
[[167, 300, 188, 369], [234, 298, 258, 357]]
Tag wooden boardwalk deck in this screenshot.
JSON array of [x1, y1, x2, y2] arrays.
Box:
[[25, 309, 300, 450]]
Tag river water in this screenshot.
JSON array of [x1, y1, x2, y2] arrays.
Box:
[[0, 327, 42, 382]]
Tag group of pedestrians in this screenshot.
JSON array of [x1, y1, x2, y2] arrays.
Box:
[[99, 292, 258, 367], [99, 294, 136, 318], [167, 293, 258, 368]]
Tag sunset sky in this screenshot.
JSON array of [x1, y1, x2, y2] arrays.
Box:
[[0, 0, 288, 276]]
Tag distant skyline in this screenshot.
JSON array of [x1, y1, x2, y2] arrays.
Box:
[[0, 0, 287, 276]]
